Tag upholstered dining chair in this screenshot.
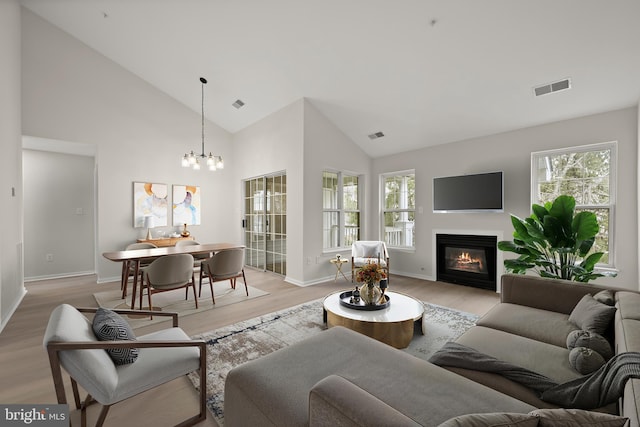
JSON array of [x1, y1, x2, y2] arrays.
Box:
[[142, 254, 198, 315], [199, 248, 248, 304], [43, 304, 206, 427], [175, 239, 211, 284], [351, 240, 390, 283], [120, 242, 157, 299]]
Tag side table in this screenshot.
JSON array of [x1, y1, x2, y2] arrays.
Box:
[[330, 258, 349, 282]]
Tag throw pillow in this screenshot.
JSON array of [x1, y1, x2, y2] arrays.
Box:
[[438, 413, 538, 427], [568, 294, 617, 335], [568, 346, 606, 375], [566, 330, 613, 360], [529, 408, 628, 427], [361, 243, 381, 259], [593, 289, 615, 306], [92, 307, 139, 365]]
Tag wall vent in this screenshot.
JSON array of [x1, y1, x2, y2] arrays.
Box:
[[368, 131, 385, 140], [232, 99, 245, 109], [534, 78, 571, 97]]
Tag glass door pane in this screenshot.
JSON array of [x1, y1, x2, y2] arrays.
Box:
[[243, 172, 286, 276]]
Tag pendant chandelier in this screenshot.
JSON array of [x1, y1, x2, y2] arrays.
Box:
[[181, 77, 224, 171]]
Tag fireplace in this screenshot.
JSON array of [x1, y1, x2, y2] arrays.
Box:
[[436, 234, 497, 291]]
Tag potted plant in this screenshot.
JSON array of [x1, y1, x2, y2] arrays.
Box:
[[498, 195, 616, 283]]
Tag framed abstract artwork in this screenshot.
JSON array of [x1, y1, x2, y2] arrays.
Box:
[[173, 185, 201, 226], [133, 182, 169, 228]]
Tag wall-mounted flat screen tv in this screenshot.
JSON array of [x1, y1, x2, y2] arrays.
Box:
[[433, 171, 504, 213]]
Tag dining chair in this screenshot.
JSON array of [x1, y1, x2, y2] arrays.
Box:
[[175, 239, 211, 285], [120, 242, 157, 299], [199, 248, 248, 304], [351, 240, 390, 283], [43, 304, 206, 427], [142, 254, 198, 316]]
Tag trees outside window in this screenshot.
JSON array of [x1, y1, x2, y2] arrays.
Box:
[[323, 171, 360, 250], [531, 142, 616, 266], [382, 171, 415, 248]]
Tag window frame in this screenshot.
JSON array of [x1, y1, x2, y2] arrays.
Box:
[[530, 141, 617, 269], [322, 170, 361, 252], [380, 170, 416, 250]]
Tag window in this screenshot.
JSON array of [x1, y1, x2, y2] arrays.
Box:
[[382, 171, 415, 248], [322, 171, 360, 250], [531, 142, 616, 266]]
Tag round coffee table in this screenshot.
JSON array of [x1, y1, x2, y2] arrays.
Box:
[[323, 290, 424, 349]]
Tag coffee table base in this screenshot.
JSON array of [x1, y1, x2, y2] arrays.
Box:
[[325, 310, 422, 349]]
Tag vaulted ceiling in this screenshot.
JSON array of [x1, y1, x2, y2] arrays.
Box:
[[20, 0, 640, 158]]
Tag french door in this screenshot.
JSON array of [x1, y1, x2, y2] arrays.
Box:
[[243, 172, 286, 275]]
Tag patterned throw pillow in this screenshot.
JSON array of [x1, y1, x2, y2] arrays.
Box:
[[92, 307, 139, 365]]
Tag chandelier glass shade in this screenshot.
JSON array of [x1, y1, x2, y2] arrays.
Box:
[[182, 77, 224, 171]]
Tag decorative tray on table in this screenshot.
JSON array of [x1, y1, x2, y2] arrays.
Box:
[[338, 290, 390, 311]]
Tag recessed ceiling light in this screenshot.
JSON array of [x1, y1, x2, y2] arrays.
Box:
[[232, 99, 245, 109], [533, 78, 571, 97], [368, 132, 385, 140]]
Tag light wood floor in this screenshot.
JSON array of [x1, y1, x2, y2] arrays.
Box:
[[0, 269, 499, 426]]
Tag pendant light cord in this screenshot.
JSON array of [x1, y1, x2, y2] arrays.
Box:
[[201, 77, 206, 156]]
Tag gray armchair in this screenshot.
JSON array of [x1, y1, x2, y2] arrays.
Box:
[[43, 304, 206, 427]]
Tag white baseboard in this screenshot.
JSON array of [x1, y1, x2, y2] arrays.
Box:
[[24, 270, 95, 283]]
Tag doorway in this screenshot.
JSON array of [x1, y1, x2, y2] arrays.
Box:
[[243, 172, 286, 275]]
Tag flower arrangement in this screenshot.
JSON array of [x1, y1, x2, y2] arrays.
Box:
[[355, 262, 386, 285]]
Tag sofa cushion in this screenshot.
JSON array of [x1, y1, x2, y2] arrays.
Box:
[[568, 295, 616, 335], [477, 303, 578, 347], [529, 408, 628, 426], [614, 318, 640, 353], [567, 330, 613, 360], [456, 326, 581, 383], [616, 292, 640, 320], [568, 347, 606, 375], [438, 412, 538, 427], [92, 307, 139, 365]]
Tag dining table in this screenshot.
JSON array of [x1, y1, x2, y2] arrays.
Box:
[[103, 242, 245, 309]]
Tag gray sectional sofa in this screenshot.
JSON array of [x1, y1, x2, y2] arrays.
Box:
[[224, 274, 638, 426]]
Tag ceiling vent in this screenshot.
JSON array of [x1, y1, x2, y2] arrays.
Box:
[[232, 99, 245, 109], [534, 78, 571, 97], [368, 131, 385, 140]]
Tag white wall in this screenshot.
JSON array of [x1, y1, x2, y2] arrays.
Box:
[[0, 0, 25, 331], [231, 100, 304, 283], [21, 9, 236, 283], [23, 148, 95, 280], [373, 107, 639, 290], [302, 99, 371, 283]]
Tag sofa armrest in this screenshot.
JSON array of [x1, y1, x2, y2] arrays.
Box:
[[309, 375, 421, 427], [500, 274, 612, 314]]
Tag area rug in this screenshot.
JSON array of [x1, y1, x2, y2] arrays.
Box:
[[93, 282, 269, 329], [187, 299, 478, 425]]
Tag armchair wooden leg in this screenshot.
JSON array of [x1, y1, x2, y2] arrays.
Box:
[[95, 405, 111, 427], [71, 378, 81, 409]]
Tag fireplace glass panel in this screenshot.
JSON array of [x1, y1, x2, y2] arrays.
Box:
[[444, 247, 487, 274]]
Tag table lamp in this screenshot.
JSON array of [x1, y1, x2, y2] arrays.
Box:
[[144, 215, 155, 240]]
